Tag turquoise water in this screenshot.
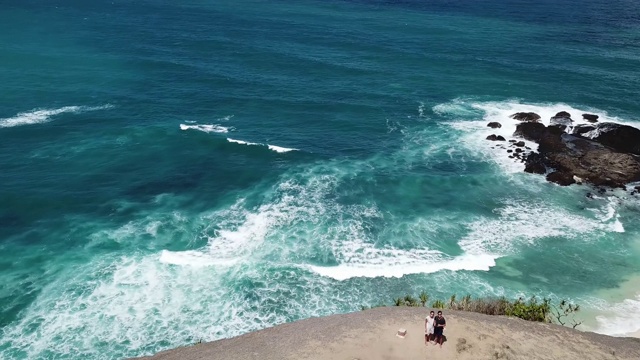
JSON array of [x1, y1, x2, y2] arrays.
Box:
[[2, 0, 640, 358]]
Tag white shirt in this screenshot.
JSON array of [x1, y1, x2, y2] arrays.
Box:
[[426, 316, 435, 330]]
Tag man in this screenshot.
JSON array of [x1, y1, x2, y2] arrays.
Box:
[[434, 310, 446, 348], [424, 310, 435, 345]]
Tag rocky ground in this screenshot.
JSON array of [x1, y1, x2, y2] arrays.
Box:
[[136, 307, 640, 360], [485, 110, 640, 191]]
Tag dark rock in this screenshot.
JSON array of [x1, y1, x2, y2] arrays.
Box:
[[515, 141, 525, 147], [550, 114, 573, 128], [509, 140, 517, 143], [486, 134, 506, 141], [487, 122, 502, 128], [585, 123, 640, 155], [636, 185, 640, 192], [514, 122, 547, 141], [547, 171, 576, 186], [509, 112, 640, 188], [486, 134, 505, 141], [586, 192, 593, 199], [572, 124, 596, 136], [583, 114, 599, 123], [510, 112, 541, 122], [524, 152, 546, 174], [507, 149, 513, 153], [547, 125, 567, 135]]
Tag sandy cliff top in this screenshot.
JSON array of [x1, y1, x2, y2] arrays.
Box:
[[138, 307, 640, 360]]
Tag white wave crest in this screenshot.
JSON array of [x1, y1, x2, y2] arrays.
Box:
[[226, 138, 298, 153], [309, 253, 497, 280], [179, 124, 230, 133], [267, 144, 297, 153], [0, 105, 114, 128], [226, 138, 260, 146]]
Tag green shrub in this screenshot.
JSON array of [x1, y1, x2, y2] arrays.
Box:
[[385, 293, 580, 328], [419, 291, 429, 307]]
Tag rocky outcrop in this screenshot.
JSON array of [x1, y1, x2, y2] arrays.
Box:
[[584, 122, 640, 155], [512, 119, 640, 187], [486, 134, 506, 141], [510, 112, 541, 122], [571, 124, 595, 136], [546, 171, 575, 186], [549, 112, 573, 131], [523, 152, 546, 174], [514, 122, 546, 141], [487, 122, 502, 128], [583, 113, 599, 122]]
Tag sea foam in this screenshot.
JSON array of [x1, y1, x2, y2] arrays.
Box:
[[179, 124, 231, 133], [227, 138, 298, 153], [0, 104, 113, 128]]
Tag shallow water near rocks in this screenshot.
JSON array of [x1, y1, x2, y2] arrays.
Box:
[[2, 0, 640, 359]]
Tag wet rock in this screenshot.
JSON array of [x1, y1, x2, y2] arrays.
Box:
[[486, 134, 505, 141], [507, 149, 513, 153], [510, 112, 541, 122], [513, 120, 640, 188], [514, 122, 547, 142], [554, 111, 572, 119], [507, 111, 640, 188], [550, 112, 573, 128], [584, 123, 640, 155], [509, 140, 517, 143], [571, 124, 596, 136], [583, 114, 599, 123], [487, 122, 502, 128], [547, 171, 576, 186]]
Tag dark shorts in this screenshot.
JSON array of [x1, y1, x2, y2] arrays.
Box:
[[434, 327, 443, 336]]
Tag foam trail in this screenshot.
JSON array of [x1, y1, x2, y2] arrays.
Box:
[[309, 253, 497, 280], [159, 250, 239, 267], [227, 138, 299, 153], [179, 124, 230, 133], [0, 105, 114, 128], [267, 144, 298, 153], [227, 138, 260, 146]]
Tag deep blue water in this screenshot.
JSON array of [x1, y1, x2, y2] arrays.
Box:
[[2, 0, 640, 358]]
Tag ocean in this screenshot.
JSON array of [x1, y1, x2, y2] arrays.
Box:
[[1, 0, 640, 358]]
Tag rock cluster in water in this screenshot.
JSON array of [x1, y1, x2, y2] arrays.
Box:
[[486, 111, 640, 188]]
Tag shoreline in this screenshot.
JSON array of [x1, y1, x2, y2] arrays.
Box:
[[137, 308, 640, 360]]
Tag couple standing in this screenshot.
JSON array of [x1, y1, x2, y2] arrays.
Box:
[[424, 310, 446, 347]]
